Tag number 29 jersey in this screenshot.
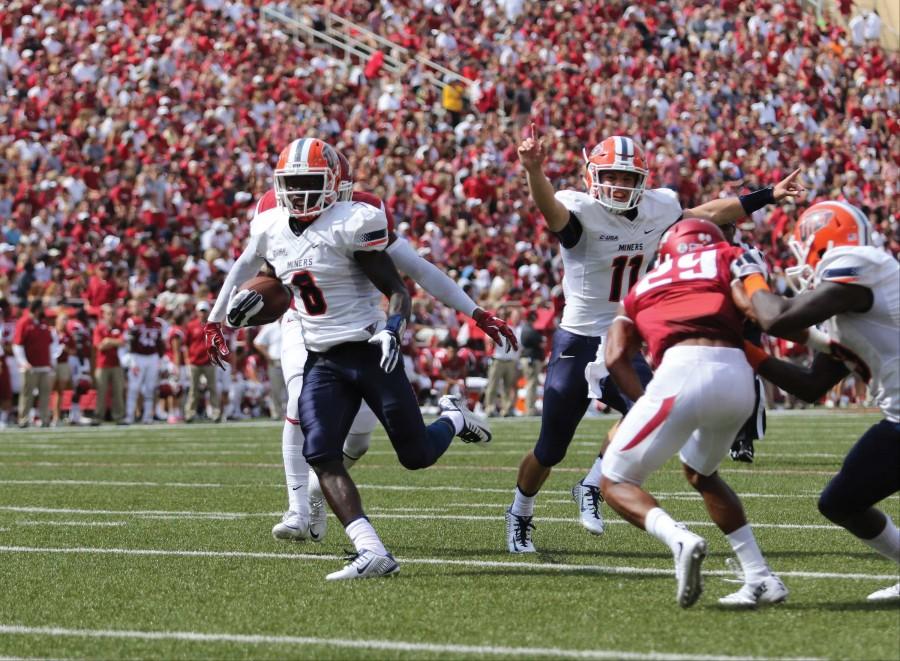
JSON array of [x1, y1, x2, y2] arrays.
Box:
[[622, 243, 746, 367], [248, 201, 391, 352], [554, 187, 682, 337]]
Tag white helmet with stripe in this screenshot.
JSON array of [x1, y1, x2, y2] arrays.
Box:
[[583, 136, 649, 213]]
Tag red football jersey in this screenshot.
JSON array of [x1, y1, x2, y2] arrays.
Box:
[[622, 243, 745, 367], [126, 317, 165, 355]]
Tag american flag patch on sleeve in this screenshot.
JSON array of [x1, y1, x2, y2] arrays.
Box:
[[357, 228, 388, 248], [821, 266, 860, 283]]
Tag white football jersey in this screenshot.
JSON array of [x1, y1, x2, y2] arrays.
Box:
[[554, 187, 682, 336], [249, 201, 390, 352], [815, 246, 900, 422]]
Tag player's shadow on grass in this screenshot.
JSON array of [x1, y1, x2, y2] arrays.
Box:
[[763, 550, 880, 560], [711, 601, 899, 612], [445, 569, 664, 580]]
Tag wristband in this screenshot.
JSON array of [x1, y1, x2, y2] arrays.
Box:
[[384, 314, 407, 337], [739, 187, 775, 216], [743, 340, 770, 371], [743, 273, 770, 297]]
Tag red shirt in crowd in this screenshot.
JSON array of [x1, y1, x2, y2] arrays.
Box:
[[184, 318, 211, 366], [13, 313, 53, 368], [93, 321, 124, 369]]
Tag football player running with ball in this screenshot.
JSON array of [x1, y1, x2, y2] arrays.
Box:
[[733, 201, 900, 603], [600, 219, 787, 609], [210, 146, 516, 548], [507, 124, 804, 553], [206, 138, 502, 580]]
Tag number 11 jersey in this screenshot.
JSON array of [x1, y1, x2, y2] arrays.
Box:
[[554, 187, 682, 337]]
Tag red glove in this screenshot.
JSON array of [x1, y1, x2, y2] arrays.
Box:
[[473, 308, 518, 351], [204, 321, 230, 370]]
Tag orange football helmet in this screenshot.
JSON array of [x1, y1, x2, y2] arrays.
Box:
[[583, 136, 648, 213], [274, 138, 341, 221], [786, 201, 872, 291], [336, 149, 354, 202]]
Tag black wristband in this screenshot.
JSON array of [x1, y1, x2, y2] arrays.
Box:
[[739, 187, 776, 216]]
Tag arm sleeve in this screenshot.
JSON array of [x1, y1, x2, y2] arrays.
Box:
[[209, 238, 267, 323], [387, 238, 478, 316], [552, 191, 586, 249]]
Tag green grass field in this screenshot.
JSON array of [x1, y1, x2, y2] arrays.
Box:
[[0, 412, 897, 660]]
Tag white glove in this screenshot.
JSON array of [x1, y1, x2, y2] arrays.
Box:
[[730, 249, 769, 280], [367, 315, 406, 373], [226, 288, 264, 328]]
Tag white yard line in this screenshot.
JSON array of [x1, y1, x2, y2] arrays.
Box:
[[16, 520, 126, 527], [0, 505, 867, 531], [0, 546, 892, 583], [0, 479, 836, 500], [0, 624, 823, 661]]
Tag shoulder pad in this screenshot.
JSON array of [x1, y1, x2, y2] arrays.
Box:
[[644, 187, 681, 206], [555, 189, 592, 213], [816, 246, 897, 288], [249, 206, 284, 238]]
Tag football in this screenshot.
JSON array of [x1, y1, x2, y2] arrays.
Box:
[[238, 275, 292, 325]]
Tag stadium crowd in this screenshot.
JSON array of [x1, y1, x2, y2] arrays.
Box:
[[0, 0, 897, 426]]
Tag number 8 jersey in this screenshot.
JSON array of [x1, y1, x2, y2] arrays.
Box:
[[621, 243, 747, 367], [554, 187, 682, 337], [245, 200, 391, 352]]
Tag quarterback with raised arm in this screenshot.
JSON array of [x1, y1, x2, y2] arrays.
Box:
[[506, 124, 804, 553]]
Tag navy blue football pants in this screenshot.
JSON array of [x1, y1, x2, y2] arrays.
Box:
[[534, 328, 653, 467], [818, 419, 900, 520], [299, 341, 455, 469]]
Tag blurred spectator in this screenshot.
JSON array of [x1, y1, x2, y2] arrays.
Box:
[[13, 299, 53, 427], [184, 301, 220, 423], [91, 303, 125, 426], [483, 307, 521, 417], [253, 321, 285, 421], [519, 309, 545, 416]]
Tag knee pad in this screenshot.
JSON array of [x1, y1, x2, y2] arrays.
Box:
[[343, 432, 371, 462], [818, 480, 853, 522]]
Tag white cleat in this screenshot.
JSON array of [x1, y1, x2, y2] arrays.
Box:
[[674, 533, 708, 608], [325, 549, 399, 581], [719, 575, 789, 608], [867, 582, 900, 602], [506, 508, 536, 553], [438, 395, 492, 444], [572, 480, 604, 535], [308, 495, 327, 543], [271, 511, 309, 541]]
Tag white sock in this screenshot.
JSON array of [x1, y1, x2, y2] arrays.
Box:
[[645, 507, 692, 552], [345, 517, 387, 555], [726, 524, 771, 582], [442, 410, 464, 434], [583, 455, 604, 488], [862, 517, 900, 563], [70, 404, 80, 423], [510, 487, 535, 517], [282, 421, 309, 517]]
